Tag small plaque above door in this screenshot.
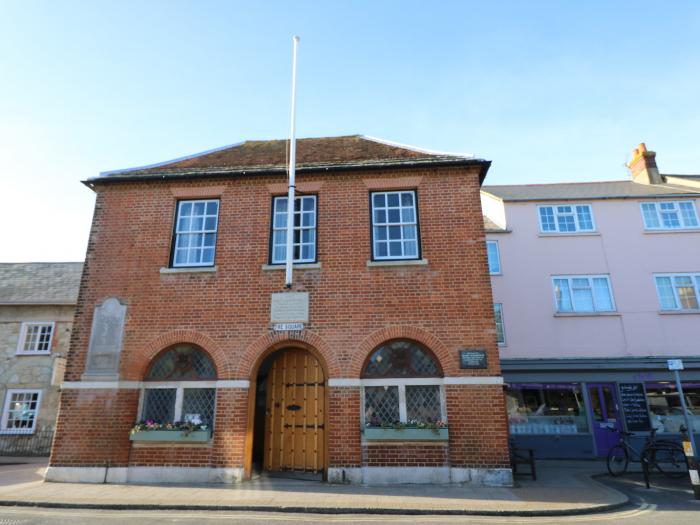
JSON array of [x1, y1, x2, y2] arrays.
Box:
[[271, 292, 309, 323]]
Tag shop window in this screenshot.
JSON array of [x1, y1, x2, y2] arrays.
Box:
[[645, 382, 700, 433], [361, 340, 445, 427], [139, 345, 217, 428], [506, 383, 588, 434]]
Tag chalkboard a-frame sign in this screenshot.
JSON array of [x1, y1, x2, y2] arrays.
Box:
[[619, 383, 652, 432]]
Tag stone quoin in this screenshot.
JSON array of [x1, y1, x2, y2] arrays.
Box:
[[47, 135, 512, 486]]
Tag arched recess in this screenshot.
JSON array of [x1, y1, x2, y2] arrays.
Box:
[[242, 336, 331, 480], [351, 326, 452, 378], [236, 330, 337, 379], [127, 329, 230, 381]]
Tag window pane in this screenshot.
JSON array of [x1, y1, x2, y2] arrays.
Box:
[[401, 192, 413, 206], [142, 389, 176, 423], [387, 193, 400, 207], [486, 241, 500, 274], [494, 303, 505, 344], [302, 197, 315, 211], [655, 277, 677, 310], [592, 278, 613, 311], [401, 208, 415, 222], [389, 241, 402, 256], [364, 386, 399, 427], [571, 278, 594, 311], [375, 242, 388, 257], [388, 226, 401, 239], [641, 203, 660, 228], [388, 209, 400, 223], [403, 239, 417, 257], [206, 201, 218, 215], [275, 197, 288, 213], [576, 205, 594, 230], [539, 207, 556, 231], [406, 385, 442, 424], [553, 279, 573, 312], [374, 226, 387, 241], [679, 201, 699, 227], [402, 225, 416, 240], [372, 193, 385, 207], [674, 276, 699, 309], [182, 388, 216, 427]]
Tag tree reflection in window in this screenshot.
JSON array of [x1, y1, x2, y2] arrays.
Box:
[[146, 344, 217, 380], [363, 340, 441, 378]]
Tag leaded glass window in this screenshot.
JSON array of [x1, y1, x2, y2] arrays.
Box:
[[362, 340, 445, 428], [147, 345, 216, 380], [363, 340, 441, 378]]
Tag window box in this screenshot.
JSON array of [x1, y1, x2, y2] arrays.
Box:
[[364, 427, 448, 441], [129, 429, 212, 443]]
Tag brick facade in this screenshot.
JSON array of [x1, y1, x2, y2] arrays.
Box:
[[50, 150, 511, 484]]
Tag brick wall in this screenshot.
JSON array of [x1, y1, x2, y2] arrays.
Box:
[[363, 443, 449, 467], [53, 165, 509, 474]]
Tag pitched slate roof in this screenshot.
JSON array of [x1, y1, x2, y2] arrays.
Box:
[[481, 180, 700, 202], [0, 262, 83, 305], [93, 135, 490, 183]]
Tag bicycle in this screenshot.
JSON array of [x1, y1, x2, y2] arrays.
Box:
[[606, 427, 688, 478]]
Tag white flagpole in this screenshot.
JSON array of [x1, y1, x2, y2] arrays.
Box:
[[285, 36, 300, 288]]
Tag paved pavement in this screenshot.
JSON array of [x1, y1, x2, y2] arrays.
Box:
[[0, 459, 627, 515]]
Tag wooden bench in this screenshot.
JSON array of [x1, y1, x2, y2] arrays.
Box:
[[510, 443, 536, 480]]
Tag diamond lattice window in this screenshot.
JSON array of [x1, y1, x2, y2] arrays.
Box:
[[364, 386, 400, 426], [363, 340, 441, 378], [406, 385, 441, 424], [147, 345, 216, 380], [142, 389, 176, 423], [182, 388, 216, 426]]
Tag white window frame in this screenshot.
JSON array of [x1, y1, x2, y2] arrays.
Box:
[[654, 273, 700, 311], [640, 200, 700, 230], [370, 190, 420, 261], [537, 204, 596, 233], [1, 389, 42, 434], [551, 275, 616, 313], [360, 378, 447, 427], [270, 195, 318, 265], [494, 303, 506, 345], [16, 322, 55, 355], [172, 199, 220, 268], [486, 240, 501, 274], [137, 381, 217, 425]]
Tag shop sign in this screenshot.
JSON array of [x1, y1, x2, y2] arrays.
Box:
[[618, 383, 651, 432], [667, 359, 684, 371], [459, 349, 487, 369]]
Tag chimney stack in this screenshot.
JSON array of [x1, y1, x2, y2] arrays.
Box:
[[627, 143, 662, 185]]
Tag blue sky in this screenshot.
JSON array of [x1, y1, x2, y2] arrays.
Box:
[[1, 1, 699, 261]]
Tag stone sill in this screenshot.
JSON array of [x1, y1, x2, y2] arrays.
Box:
[[261, 263, 322, 271], [554, 312, 620, 318], [366, 259, 428, 268], [15, 351, 51, 357], [644, 229, 700, 235], [160, 266, 217, 274], [538, 232, 600, 238], [659, 310, 700, 315], [0, 430, 35, 435]]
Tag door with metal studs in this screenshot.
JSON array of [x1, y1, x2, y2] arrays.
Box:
[[264, 348, 325, 473]]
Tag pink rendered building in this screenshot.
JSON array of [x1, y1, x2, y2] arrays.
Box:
[[482, 144, 700, 458]]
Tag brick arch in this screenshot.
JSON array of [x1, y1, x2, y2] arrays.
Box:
[[350, 326, 453, 378], [128, 329, 231, 380], [236, 330, 338, 379]]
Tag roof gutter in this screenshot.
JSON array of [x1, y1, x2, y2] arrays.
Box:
[[82, 158, 492, 188]]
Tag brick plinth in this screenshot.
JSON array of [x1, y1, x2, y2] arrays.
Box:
[[362, 443, 449, 467]]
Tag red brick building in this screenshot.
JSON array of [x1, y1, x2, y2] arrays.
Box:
[[47, 135, 512, 485]]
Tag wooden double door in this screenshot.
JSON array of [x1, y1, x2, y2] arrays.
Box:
[[263, 348, 326, 473]]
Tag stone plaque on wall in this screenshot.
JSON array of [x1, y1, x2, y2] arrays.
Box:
[[270, 292, 309, 323], [82, 297, 126, 380]]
